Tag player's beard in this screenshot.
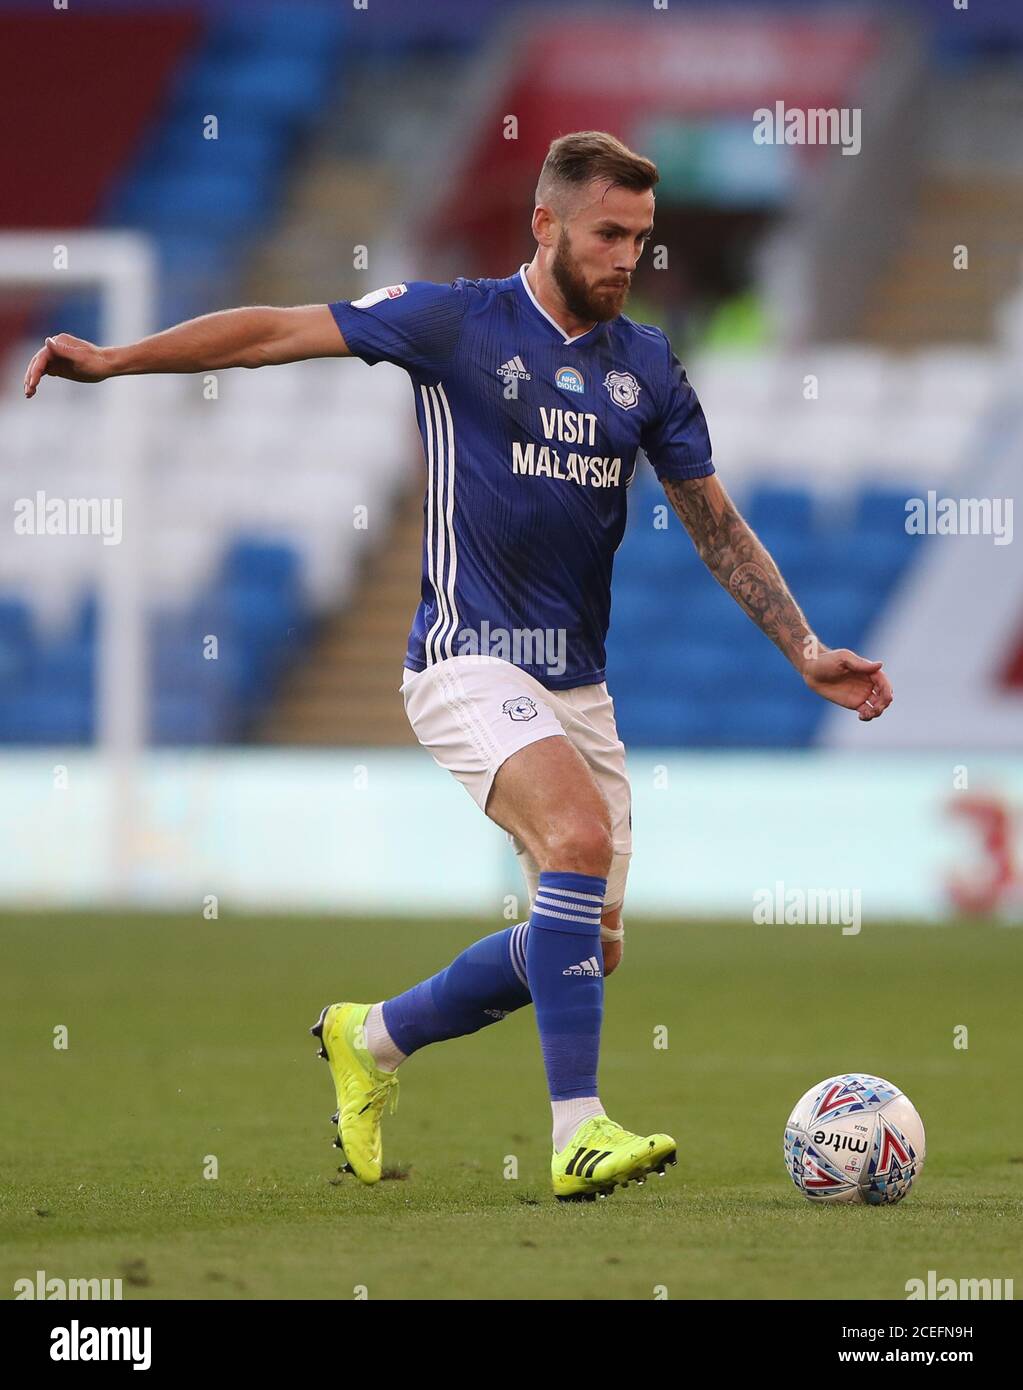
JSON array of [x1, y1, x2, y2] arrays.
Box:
[[551, 228, 630, 323]]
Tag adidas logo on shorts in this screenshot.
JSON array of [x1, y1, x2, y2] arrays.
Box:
[[562, 955, 602, 977]]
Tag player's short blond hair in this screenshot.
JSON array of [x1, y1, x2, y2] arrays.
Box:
[[535, 131, 659, 217]]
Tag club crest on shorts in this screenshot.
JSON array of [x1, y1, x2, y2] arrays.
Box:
[[502, 696, 538, 722], [604, 370, 641, 410]]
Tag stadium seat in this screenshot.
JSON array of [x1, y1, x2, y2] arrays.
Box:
[[195, 58, 331, 126], [855, 487, 916, 536], [707, 694, 819, 748], [118, 171, 272, 233], [29, 636, 95, 696], [0, 598, 34, 691], [207, 4, 346, 60], [0, 692, 94, 744], [746, 485, 815, 534], [221, 538, 302, 591]]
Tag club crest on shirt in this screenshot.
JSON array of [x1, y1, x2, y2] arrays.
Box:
[[604, 370, 641, 410], [350, 284, 408, 309], [502, 696, 538, 722]]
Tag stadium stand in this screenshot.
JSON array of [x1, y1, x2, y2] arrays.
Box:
[[3, 0, 1021, 750], [0, 357, 411, 743]]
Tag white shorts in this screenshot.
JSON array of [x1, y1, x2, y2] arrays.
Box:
[[400, 655, 632, 911]]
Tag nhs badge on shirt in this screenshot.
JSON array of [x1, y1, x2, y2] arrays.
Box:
[[351, 284, 408, 309], [555, 366, 584, 394]]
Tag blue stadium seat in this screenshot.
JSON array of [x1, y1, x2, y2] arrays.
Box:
[[0, 692, 94, 744], [221, 586, 305, 646], [157, 234, 234, 294], [827, 531, 913, 594], [806, 583, 878, 647], [0, 598, 34, 687], [746, 484, 815, 534], [222, 538, 302, 590], [150, 122, 289, 183], [149, 618, 247, 695], [198, 58, 331, 125], [620, 534, 692, 583], [613, 692, 722, 747], [704, 693, 819, 748], [152, 692, 236, 745], [207, 4, 346, 60], [772, 534, 837, 589], [675, 589, 751, 639], [144, 535, 312, 740], [29, 637, 95, 696], [73, 592, 99, 641], [855, 487, 914, 536], [117, 170, 271, 233], [746, 526, 816, 574], [608, 586, 664, 644]]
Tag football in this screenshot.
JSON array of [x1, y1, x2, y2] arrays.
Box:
[[784, 1073, 926, 1205]]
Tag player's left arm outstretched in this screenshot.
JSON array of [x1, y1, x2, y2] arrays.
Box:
[[663, 473, 893, 720]]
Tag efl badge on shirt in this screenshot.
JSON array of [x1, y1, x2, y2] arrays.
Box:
[[604, 370, 641, 410], [351, 284, 408, 309]]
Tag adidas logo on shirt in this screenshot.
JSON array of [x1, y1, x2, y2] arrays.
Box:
[[562, 955, 602, 977], [497, 355, 531, 381]]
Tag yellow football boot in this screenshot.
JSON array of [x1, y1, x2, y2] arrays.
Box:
[[552, 1115, 677, 1201], [310, 1002, 399, 1184]]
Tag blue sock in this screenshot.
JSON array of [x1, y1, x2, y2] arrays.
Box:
[[381, 923, 531, 1057], [525, 870, 606, 1101]]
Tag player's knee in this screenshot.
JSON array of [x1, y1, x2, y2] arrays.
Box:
[[542, 815, 614, 879]]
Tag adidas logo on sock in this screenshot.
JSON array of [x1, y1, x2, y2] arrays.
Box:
[[562, 955, 602, 977], [497, 355, 531, 381]]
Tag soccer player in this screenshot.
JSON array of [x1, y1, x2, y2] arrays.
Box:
[[25, 131, 893, 1201]]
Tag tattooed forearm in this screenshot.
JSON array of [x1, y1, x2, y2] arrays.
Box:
[[662, 474, 817, 666]]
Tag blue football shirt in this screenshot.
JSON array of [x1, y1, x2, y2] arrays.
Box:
[[329, 265, 713, 690]]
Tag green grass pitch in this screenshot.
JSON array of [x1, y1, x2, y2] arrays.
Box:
[[1, 912, 1020, 1300]]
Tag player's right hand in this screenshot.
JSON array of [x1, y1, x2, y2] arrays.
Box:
[[24, 333, 111, 398]]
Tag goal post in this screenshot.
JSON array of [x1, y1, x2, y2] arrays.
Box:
[[0, 231, 155, 901]]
